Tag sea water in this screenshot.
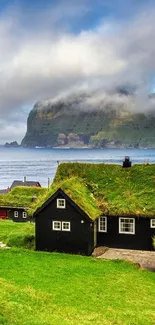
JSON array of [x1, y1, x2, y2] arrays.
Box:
[[0, 147, 155, 189]]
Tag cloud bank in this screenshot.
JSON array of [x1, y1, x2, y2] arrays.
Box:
[[0, 1, 155, 143]]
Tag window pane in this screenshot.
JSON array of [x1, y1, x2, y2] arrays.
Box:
[[119, 218, 134, 234], [23, 212, 27, 218], [99, 217, 107, 232], [62, 222, 70, 231], [57, 199, 66, 208], [151, 219, 155, 228], [53, 221, 61, 230]]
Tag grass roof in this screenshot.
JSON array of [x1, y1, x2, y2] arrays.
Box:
[[0, 187, 47, 212], [32, 162, 155, 219]]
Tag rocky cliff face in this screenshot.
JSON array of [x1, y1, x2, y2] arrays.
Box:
[[21, 92, 155, 148]]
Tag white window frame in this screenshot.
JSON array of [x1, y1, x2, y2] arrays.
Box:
[[22, 212, 27, 219], [52, 221, 61, 231], [150, 219, 155, 228], [14, 211, 18, 218], [119, 218, 135, 235], [62, 221, 71, 232], [57, 199, 66, 209], [98, 216, 107, 232]]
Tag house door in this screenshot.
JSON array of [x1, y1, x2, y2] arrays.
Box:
[[0, 209, 7, 219]]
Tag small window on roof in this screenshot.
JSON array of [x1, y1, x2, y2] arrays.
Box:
[[150, 219, 155, 228], [14, 211, 18, 218], [57, 199, 66, 208]]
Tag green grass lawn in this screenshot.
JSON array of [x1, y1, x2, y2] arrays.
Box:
[[0, 222, 155, 325], [0, 220, 35, 249]]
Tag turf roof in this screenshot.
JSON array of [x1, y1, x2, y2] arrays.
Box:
[[0, 187, 47, 212], [32, 162, 155, 219]]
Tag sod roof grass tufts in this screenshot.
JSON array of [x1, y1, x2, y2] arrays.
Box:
[[0, 187, 47, 211], [32, 162, 155, 219]]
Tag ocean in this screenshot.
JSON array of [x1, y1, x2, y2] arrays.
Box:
[[0, 147, 155, 189]]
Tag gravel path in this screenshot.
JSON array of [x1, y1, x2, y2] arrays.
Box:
[[98, 248, 155, 271]]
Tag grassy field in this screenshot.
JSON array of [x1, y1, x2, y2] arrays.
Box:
[[0, 220, 35, 249], [0, 221, 155, 325]]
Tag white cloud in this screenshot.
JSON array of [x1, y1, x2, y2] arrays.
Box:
[[0, 121, 26, 143], [0, 2, 155, 143]]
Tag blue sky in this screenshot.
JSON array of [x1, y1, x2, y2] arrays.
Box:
[[0, 0, 155, 143], [0, 0, 154, 32]]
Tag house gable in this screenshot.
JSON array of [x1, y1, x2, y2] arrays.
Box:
[[35, 189, 95, 255], [34, 188, 93, 222]]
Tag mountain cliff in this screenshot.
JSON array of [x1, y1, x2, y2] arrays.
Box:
[[21, 92, 155, 148]]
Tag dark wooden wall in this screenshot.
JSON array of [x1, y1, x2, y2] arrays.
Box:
[[97, 216, 155, 251], [35, 192, 94, 255], [8, 208, 29, 222]]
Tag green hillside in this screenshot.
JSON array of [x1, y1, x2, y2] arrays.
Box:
[[21, 97, 155, 148]]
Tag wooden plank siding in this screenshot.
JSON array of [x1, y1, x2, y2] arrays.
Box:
[[35, 190, 95, 255], [97, 216, 155, 251], [8, 208, 29, 222]]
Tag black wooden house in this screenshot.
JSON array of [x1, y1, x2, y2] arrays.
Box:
[[34, 162, 155, 255], [0, 186, 46, 222], [34, 189, 95, 255]]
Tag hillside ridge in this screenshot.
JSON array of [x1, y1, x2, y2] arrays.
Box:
[[21, 92, 155, 148]]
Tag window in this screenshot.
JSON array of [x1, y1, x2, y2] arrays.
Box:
[[22, 212, 27, 218], [52, 221, 71, 231], [62, 221, 70, 231], [14, 211, 18, 218], [98, 217, 107, 232], [57, 199, 66, 208], [119, 218, 135, 235], [53, 221, 61, 231], [150, 219, 155, 228]]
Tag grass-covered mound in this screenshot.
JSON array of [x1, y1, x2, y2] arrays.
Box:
[[0, 249, 155, 325], [32, 162, 155, 219], [0, 186, 47, 211], [0, 220, 35, 249]]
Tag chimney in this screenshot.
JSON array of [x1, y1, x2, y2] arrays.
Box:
[[123, 156, 132, 168], [32, 195, 37, 202], [48, 178, 50, 188], [23, 176, 26, 183]]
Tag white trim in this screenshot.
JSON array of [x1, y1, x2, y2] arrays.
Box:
[[14, 211, 18, 218], [57, 199, 66, 208], [119, 218, 135, 235], [98, 216, 107, 232], [53, 221, 61, 231], [150, 219, 155, 228], [62, 221, 71, 231], [22, 212, 27, 218]]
